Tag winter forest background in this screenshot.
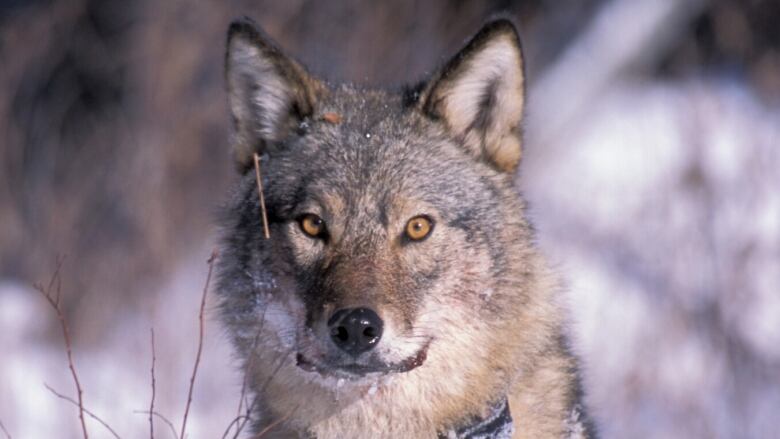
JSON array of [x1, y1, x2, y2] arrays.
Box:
[[1, 0, 778, 437]]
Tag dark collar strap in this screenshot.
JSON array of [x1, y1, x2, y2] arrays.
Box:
[[438, 397, 514, 439]]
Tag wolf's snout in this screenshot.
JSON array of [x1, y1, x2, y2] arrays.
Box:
[[327, 307, 383, 355]]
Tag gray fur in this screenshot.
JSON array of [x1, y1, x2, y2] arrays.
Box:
[[217, 17, 596, 439]]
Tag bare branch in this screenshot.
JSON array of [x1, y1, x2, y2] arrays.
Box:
[[223, 306, 267, 439], [224, 406, 292, 439], [150, 328, 157, 439], [43, 254, 64, 306], [236, 311, 266, 424], [231, 397, 258, 439], [220, 415, 249, 439], [232, 349, 293, 439], [134, 411, 177, 439], [179, 250, 218, 439], [34, 257, 89, 439], [44, 384, 120, 439]]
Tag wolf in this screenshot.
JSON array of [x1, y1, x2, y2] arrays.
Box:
[[216, 16, 596, 439]]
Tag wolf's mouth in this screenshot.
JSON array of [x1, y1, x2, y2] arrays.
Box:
[[296, 342, 430, 378]]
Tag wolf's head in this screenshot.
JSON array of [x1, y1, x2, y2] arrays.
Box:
[[217, 17, 550, 430]]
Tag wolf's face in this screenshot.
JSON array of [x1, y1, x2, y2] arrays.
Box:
[[217, 18, 531, 396]]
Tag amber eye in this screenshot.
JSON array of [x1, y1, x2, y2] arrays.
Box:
[[405, 216, 433, 241], [299, 214, 326, 238]]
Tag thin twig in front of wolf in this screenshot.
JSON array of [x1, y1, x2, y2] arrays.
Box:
[[223, 310, 267, 439], [253, 153, 271, 240]]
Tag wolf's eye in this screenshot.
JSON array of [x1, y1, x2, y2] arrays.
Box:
[[405, 216, 433, 241], [299, 214, 326, 238]]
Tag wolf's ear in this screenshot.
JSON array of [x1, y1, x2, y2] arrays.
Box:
[[420, 19, 525, 173], [226, 18, 322, 170]]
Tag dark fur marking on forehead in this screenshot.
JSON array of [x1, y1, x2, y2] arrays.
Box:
[[448, 206, 480, 241], [478, 175, 506, 203], [377, 197, 390, 229], [263, 170, 316, 221]]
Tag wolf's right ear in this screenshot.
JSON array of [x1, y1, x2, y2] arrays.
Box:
[[226, 18, 323, 170]]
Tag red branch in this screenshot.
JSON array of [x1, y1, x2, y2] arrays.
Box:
[[253, 152, 271, 239], [44, 384, 120, 439], [252, 412, 293, 438], [179, 250, 218, 439], [34, 257, 89, 439], [234, 313, 266, 433], [134, 411, 177, 439], [231, 350, 293, 439]]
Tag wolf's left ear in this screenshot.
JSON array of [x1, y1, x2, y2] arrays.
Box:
[[420, 19, 525, 173], [226, 18, 323, 170]]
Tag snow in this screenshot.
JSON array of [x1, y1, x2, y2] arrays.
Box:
[[0, 254, 239, 438], [526, 78, 780, 438]]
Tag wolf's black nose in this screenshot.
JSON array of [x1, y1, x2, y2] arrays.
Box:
[[328, 307, 383, 355]]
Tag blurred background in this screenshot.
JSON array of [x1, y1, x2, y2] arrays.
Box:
[[1, 0, 778, 437]]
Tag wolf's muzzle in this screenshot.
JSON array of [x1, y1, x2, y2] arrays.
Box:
[[327, 307, 384, 355]]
